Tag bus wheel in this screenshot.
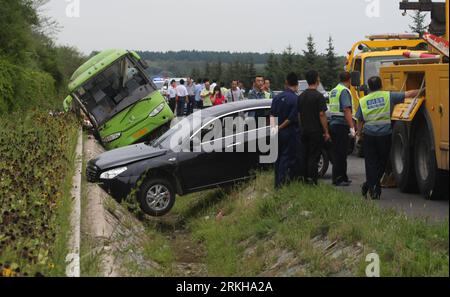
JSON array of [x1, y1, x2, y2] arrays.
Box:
[[414, 125, 440, 200], [391, 121, 417, 193]]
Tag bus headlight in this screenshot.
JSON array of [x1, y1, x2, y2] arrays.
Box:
[[149, 103, 165, 117], [102, 132, 122, 143]]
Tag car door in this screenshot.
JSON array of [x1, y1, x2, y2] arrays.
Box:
[[243, 107, 272, 172], [179, 111, 252, 191]]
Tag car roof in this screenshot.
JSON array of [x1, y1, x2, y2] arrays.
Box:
[[198, 100, 272, 119]]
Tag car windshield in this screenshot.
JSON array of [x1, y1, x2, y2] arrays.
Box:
[[74, 56, 156, 127], [317, 83, 326, 93], [364, 55, 405, 85], [299, 81, 309, 92], [298, 81, 326, 94], [151, 114, 200, 149]]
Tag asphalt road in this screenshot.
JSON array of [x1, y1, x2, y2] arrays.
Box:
[[322, 155, 449, 222]]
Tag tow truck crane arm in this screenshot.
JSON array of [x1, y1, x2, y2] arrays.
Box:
[[399, 0, 447, 37]]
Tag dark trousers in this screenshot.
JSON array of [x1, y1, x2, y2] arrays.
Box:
[[299, 132, 324, 184], [169, 97, 176, 113], [363, 134, 392, 195], [331, 125, 350, 184], [195, 100, 204, 109], [177, 96, 186, 117], [187, 95, 195, 115], [275, 131, 298, 189]]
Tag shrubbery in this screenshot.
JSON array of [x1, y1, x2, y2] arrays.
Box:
[[0, 111, 78, 276], [0, 58, 56, 114]]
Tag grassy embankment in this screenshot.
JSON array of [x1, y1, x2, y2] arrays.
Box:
[[0, 111, 79, 276], [0, 58, 80, 276], [135, 172, 448, 277]]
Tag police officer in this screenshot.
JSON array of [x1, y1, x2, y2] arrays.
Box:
[[356, 76, 420, 200], [270, 73, 300, 189], [329, 72, 356, 187]]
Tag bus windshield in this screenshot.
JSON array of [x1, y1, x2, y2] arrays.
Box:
[[74, 56, 156, 127]]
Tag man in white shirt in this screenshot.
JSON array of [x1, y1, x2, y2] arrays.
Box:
[[168, 80, 177, 113], [176, 79, 189, 117], [210, 80, 217, 93], [186, 77, 196, 115], [226, 80, 245, 103]]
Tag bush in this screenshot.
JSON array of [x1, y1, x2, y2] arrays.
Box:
[[0, 111, 78, 276], [0, 58, 56, 114]]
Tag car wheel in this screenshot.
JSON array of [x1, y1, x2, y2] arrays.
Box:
[[318, 149, 330, 178], [138, 178, 176, 217], [391, 121, 417, 193]]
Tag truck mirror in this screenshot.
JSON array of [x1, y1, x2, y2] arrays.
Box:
[[351, 72, 361, 87], [361, 84, 369, 96]]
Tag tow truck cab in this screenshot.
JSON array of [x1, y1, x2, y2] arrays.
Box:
[[345, 35, 427, 115]]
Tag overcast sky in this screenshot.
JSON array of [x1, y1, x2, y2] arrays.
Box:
[[42, 0, 429, 56]]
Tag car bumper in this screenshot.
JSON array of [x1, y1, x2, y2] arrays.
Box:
[[86, 162, 140, 200]]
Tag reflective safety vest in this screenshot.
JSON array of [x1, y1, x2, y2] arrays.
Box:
[[329, 84, 351, 117], [360, 91, 391, 126]]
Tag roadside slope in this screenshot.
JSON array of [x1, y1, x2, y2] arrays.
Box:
[[139, 172, 449, 277]]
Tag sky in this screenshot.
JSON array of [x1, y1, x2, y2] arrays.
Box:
[[42, 0, 430, 56]]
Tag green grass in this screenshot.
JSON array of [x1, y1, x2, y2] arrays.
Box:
[[146, 171, 449, 277], [45, 129, 80, 276], [0, 111, 79, 277]]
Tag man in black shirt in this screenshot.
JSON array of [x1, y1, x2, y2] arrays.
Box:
[[297, 70, 330, 185]]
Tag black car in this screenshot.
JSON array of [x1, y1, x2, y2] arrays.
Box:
[[87, 100, 276, 216]]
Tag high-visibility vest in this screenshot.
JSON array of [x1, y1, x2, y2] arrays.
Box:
[[360, 91, 391, 127], [329, 84, 351, 117]]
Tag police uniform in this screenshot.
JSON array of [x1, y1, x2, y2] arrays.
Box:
[[270, 89, 299, 189], [329, 83, 353, 185], [356, 90, 405, 199]]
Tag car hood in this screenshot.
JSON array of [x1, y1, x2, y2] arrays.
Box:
[[91, 143, 168, 170]]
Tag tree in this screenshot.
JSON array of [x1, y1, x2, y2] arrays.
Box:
[[281, 45, 297, 74], [409, 11, 428, 36], [210, 59, 223, 82], [265, 52, 282, 89], [302, 34, 319, 71], [322, 36, 339, 90], [190, 68, 201, 80], [204, 62, 211, 79]]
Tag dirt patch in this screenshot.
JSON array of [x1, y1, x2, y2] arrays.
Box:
[[144, 214, 208, 276]]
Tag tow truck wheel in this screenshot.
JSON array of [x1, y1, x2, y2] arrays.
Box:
[[391, 122, 417, 193], [138, 178, 176, 217], [414, 125, 439, 200]]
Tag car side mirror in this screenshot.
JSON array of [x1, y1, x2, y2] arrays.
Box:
[[351, 71, 361, 87]]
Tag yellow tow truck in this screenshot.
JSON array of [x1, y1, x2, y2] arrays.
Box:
[[379, 0, 449, 199]]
